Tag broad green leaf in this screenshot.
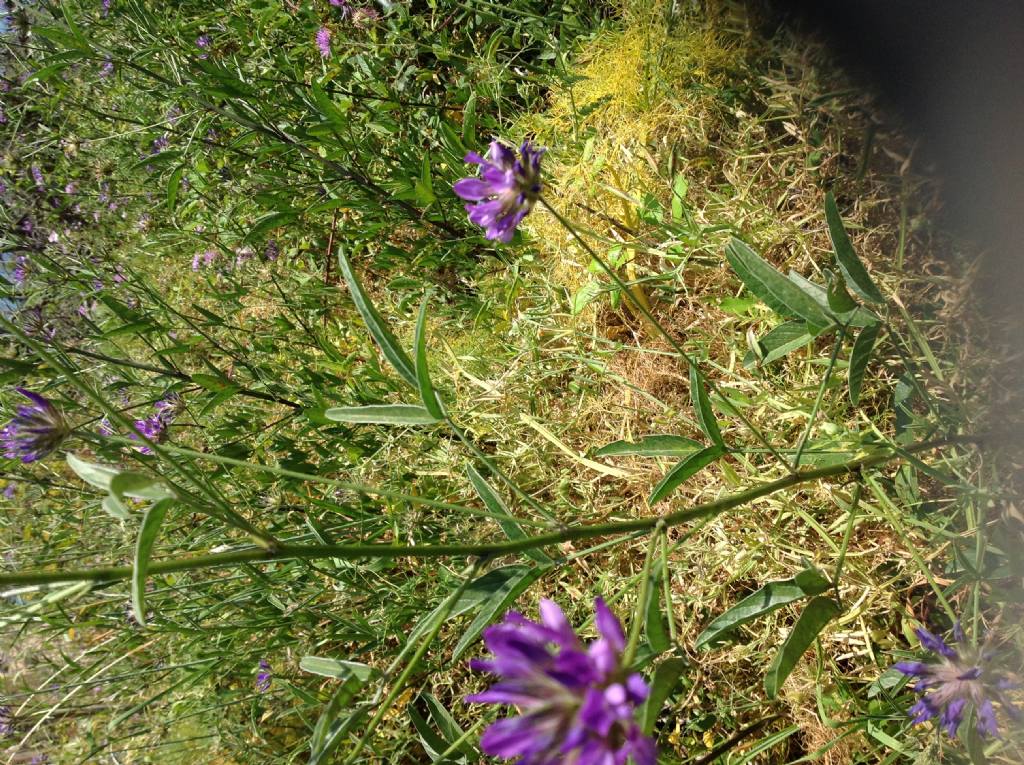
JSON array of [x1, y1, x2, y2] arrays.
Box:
[[132, 498, 173, 626], [324, 404, 439, 425], [594, 434, 703, 458], [300, 657, 375, 681], [695, 568, 830, 649], [415, 293, 444, 419], [451, 566, 546, 660], [689, 365, 723, 446], [764, 596, 842, 699], [338, 247, 417, 386], [725, 239, 831, 329], [67, 454, 121, 491], [848, 322, 881, 406], [640, 658, 688, 734], [648, 445, 725, 505], [825, 192, 885, 304], [467, 466, 552, 564]]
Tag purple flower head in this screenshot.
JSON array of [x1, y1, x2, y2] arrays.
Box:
[[316, 26, 332, 58], [12, 256, 28, 287], [256, 659, 272, 693], [151, 134, 169, 153], [64, 182, 77, 195], [102, 0, 111, 17], [130, 415, 166, 455], [264, 239, 279, 261], [154, 392, 184, 423], [97, 417, 114, 437], [454, 140, 544, 243], [30, 165, 44, 190], [0, 705, 13, 736], [18, 217, 34, 235], [1, 388, 70, 463], [99, 58, 114, 78], [0, 179, 6, 195], [196, 34, 211, 48], [893, 625, 1020, 740], [0, 107, 6, 125], [3, 484, 15, 499], [467, 597, 656, 765]]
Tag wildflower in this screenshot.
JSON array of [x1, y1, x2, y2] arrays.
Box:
[[264, 239, 279, 261], [1, 388, 70, 463], [203, 249, 217, 267], [894, 624, 1021, 739], [0, 705, 12, 736], [191, 253, 201, 271], [0, 107, 6, 125], [0, 179, 6, 195], [18, 217, 33, 235], [98, 418, 114, 437], [47, 231, 59, 244], [154, 392, 184, 422], [467, 597, 656, 765], [256, 659, 272, 693], [30, 165, 44, 190], [64, 182, 76, 195], [131, 415, 165, 454], [316, 26, 332, 58], [3, 484, 15, 499], [454, 140, 544, 243], [101, 0, 111, 17], [151, 134, 169, 153], [196, 34, 211, 58], [12, 256, 27, 286], [99, 58, 114, 78]]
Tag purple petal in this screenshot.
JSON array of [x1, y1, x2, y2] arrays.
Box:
[[594, 598, 625, 654], [452, 178, 492, 201], [893, 661, 930, 678], [941, 697, 967, 737], [915, 628, 957, 659]]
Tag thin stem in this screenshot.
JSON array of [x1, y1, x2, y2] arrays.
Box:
[[832, 482, 862, 599], [0, 435, 977, 587], [659, 526, 677, 644], [624, 523, 662, 666], [792, 325, 846, 470], [341, 559, 484, 764], [538, 197, 791, 471]]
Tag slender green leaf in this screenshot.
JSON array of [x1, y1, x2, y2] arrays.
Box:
[[825, 192, 885, 304], [744, 321, 821, 369], [300, 657, 375, 681], [338, 247, 417, 386], [764, 596, 842, 698], [648, 444, 725, 505], [645, 571, 671, 654], [825, 269, 858, 313], [415, 293, 444, 419], [131, 498, 173, 627], [689, 365, 723, 446], [695, 568, 830, 649], [848, 322, 881, 406], [324, 404, 440, 425], [451, 566, 546, 660], [640, 658, 688, 734], [725, 239, 832, 328], [594, 434, 703, 458], [166, 166, 184, 212], [786, 272, 878, 327], [422, 693, 475, 758], [467, 466, 552, 564]]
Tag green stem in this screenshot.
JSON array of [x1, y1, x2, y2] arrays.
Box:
[[659, 526, 677, 644], [538, 197, 791, 471], [341, 560, 484, 764], [624, 523, 662, 666], [832, 482, 862, 598], [792, 325, 846, 470], [0, 436, 975, 587]]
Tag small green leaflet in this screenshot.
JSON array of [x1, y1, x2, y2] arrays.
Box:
[[824, 192, 885, 304], [594, 434, 703, 458], [764, 596, 842, 699], [414, 292, 444, 420], [848, 322, 881, 406], [640, 657, 688, 734], [132, 498, 173, 627], [689, 365, 723, 446]]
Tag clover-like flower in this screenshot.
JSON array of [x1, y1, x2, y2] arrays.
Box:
[[2, 389, 70, 463], [467, 597, 656, 765], [256, 659, 272, 693], [453, 140, 544, 243], [894, 624, 1020, 739]]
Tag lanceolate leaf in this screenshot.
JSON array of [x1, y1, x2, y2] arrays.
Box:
[[467, 466, 552, 564], [132, 498, 173, 627], [743, 321, 821, 369], [337, 246, 418, 387], [324, 404, 439, 425], [640, 658, 688, 734], [299, 657, 375, 681], [414, 292, 444, 420], [725, 239, 832, 329], [764, 596, 842, 699], [825, 192, 885, 304], [451, 566, 546, 660], [786, 272, 878, 328], [848, 322, 882, 406], [695, 567, 831, 649], [594, 434, 703, 458], [648, 444, 725, 505], [689, 365, 723, 446]]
